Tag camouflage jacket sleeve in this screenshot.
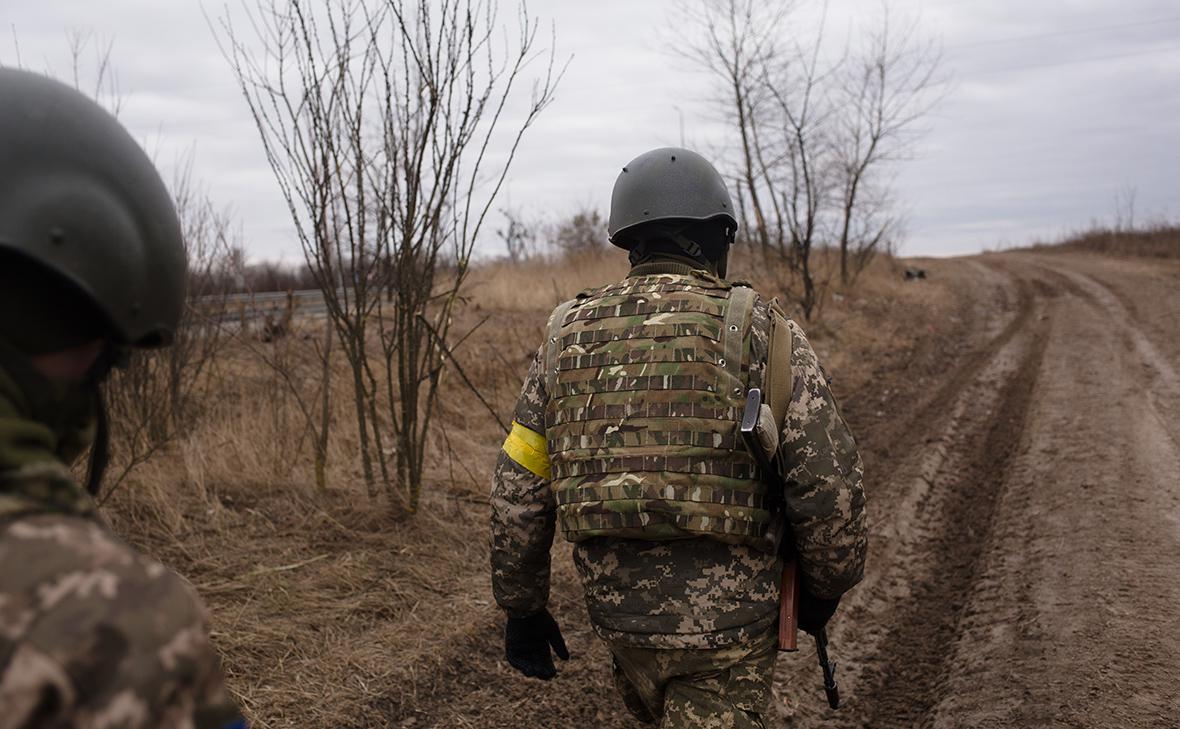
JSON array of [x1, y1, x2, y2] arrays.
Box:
[[490, 346, 556, 619], [777, 319, 868, 600], [0, 513, 244, 729]]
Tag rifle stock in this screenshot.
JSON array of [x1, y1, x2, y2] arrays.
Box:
[[740, 388, 801, 653], [741, 388, 842, 707], [777, 552, 801, 652]]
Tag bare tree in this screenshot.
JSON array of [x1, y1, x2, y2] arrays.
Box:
[[677, 0, 940, 314], [760, 12, 839, 318], [1113, 185, 1138, 232], [65, 29, 123, 116], [550, 207, 605, 254], [219, 0, 560, 512], [240, 310, 336, 492], [673, 0, 791, 255], [497, 206, 539, 263], [678, 0, 838, 318], [833, 6, 939, 283]]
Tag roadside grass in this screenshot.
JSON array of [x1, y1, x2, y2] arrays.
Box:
[[1028, 224, 1180, 259], [103, 246, 954, 727]]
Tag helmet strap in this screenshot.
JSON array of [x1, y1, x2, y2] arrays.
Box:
[[667, 228, 705, 260], [85, 385, 109, 496], [82, 347, 123, 497]]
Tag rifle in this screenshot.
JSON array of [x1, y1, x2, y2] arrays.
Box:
[[815, 626, 841, 709], [740, 388, 841, 710]]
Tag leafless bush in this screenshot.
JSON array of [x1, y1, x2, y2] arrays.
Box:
[[497, 206, 540, 263], [219, 0, 562, 512], [677, 0, 939, 317], [1031, 222, 1180, 260], [63, 29, 124, 116], [550, 207, 606, 254]]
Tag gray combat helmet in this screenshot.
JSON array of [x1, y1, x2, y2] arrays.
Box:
[[0, 68, 186, 348], [608, 147, 737, 247]]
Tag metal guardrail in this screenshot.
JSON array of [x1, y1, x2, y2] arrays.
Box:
[[194, 288, 405, 327], [194, 289, 328, 325], [198, 289, 324, 305]]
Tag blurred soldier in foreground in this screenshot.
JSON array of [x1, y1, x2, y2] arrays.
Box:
[[0, 68, 244, 728], [490, 147, 867, 727]]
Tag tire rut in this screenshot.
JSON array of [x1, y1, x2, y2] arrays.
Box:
[[862, 298, 1048, 728], [783, 262, 1054, 729]]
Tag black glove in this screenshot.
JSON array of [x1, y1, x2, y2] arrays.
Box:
[[505, 608, 570, 680], [798, 591, 841, 636]]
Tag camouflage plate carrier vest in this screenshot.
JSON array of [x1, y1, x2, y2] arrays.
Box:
[[543, 270, 773, 552]]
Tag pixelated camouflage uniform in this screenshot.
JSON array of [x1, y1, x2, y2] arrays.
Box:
[[0, 364, 244, 729], [491, 262, 866, 726]]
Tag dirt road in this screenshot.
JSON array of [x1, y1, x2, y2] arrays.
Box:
[[781, 251, 1180, 729], [376, 251, 1180, 728]]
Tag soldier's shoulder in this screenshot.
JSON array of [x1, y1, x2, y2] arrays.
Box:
[[784, 315, 809, 341], [0, 459, 96, 518], [0, 511, 211, 670], [0, 512, 234, 723]]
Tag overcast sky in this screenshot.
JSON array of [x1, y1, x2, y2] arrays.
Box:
[[4, 0, 1178, 260]]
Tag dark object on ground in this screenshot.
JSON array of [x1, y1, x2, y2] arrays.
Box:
[[905, 267, 927, 280], [505, 609, 570, 680]]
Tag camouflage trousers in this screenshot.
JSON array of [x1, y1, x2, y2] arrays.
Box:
[[607, 626, 778, 728]]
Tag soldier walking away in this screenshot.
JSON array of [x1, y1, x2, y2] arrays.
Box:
[[0, 68, 245, 728], [490, 147, 867, 727]]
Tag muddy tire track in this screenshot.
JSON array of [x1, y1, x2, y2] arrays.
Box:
[[778, 260, 1052, 728], [859, 292, 1049, 728]]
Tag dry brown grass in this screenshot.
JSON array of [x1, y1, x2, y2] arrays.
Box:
[[1028, 224, 1180, 260], [103, 247, 954, 728]]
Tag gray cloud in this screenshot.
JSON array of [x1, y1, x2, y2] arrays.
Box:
[[3, 0, 1177, 261]]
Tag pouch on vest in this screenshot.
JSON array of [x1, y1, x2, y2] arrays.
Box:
[[543, 272, 777, 551]]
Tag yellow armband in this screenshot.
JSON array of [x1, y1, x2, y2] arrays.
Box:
[[502, 421, 551, 479]]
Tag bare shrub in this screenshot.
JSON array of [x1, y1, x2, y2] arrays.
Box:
[[832, 8, 939, 283], [498, 206, 540, 263], [1031, 223, 1180, 260], [676, 0, 940, 317], [550, 207, 607, 254], [219, 0, 562, 512]]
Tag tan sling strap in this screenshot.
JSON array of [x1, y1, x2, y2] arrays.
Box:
[[721, 285, 757, 395], [764, 299, 794, 432]]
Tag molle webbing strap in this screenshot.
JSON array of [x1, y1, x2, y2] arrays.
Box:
[[561, 512, 767, 540], [560, 322, 721, 349], [556, 482, 769, 510], [722, 286, 757, 391], [553, 402, 743, 426], [592, 281, 731, 299], [556, 373, 718, 398], [559, 347, 721, 371], [551, 428, 738, 453], [553, 454, 756, 480], [547, 273, 773, 549], [545, 298, 579, 399], [569, 299, 726, 323]]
